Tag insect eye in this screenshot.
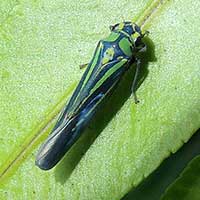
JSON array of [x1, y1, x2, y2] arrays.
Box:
[[135, 37, 141, 46], [110, 23, 120, 31], [134, 25, 141, 33], [109, 25, 114, 31]]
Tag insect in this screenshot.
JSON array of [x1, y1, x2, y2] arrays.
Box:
[[35, 21, 148, 170]]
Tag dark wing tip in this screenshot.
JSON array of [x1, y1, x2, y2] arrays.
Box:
[[35, 154, 55, 170]]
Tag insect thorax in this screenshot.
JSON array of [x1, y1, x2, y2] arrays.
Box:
[[101, 31, 134, 65]]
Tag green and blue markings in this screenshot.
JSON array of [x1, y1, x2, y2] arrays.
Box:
[[35, 21, 148, 170]]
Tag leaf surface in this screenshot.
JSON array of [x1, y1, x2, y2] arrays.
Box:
[[0, 0, 200, 199]]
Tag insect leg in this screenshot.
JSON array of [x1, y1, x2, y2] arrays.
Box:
[[131, 58, 141, 104], [79, 63, 89, 69]]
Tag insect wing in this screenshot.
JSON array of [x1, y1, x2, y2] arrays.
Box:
[[36, 36, 130, 170]]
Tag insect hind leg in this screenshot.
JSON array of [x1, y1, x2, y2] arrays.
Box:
[[131, 58, 141, 104]]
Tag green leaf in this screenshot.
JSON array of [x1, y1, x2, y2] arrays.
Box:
[[123, 130, 200, 200], [161, 155, 200, 200], [0, 0, 200, 200]]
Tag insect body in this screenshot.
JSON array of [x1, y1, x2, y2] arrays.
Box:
[[36, 21, 147, 170]]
